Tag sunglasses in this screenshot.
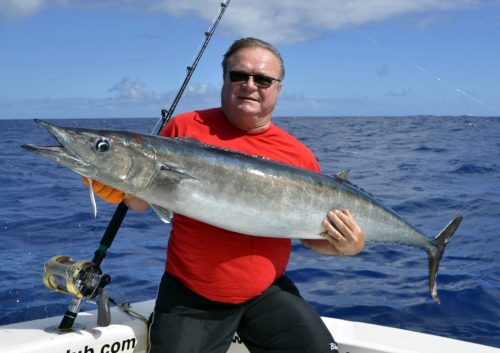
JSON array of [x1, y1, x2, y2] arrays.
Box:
[[228, 70, 281, 88]]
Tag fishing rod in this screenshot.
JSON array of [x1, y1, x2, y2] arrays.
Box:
[[156, 0, 231, 135], [45, 0, 231, 331]]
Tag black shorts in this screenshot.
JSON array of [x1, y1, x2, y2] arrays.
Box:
[[148, 272, 339, 353]]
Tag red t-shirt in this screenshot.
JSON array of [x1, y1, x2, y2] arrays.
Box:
[[160, 108, 320, 303]]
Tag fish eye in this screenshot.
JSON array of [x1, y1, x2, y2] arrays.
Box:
[[95, 138, 110, 152]]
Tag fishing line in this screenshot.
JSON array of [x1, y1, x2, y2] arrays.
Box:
[[359, 31, 495, 111]]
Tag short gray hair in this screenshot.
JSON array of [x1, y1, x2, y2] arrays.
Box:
[[222, 37, 285, 80]]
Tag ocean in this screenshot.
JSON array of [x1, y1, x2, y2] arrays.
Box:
[[0, 116, 499, 348]]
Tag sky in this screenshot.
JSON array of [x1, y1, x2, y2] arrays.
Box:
[[0, 0, 499, 119]]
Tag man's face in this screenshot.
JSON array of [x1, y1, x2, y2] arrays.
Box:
[[221, 47, 282, 131]]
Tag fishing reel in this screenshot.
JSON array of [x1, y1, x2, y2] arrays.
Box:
[[43, 255, 111, 330]]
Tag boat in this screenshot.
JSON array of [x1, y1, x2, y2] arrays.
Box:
[[1, 299, 498, 353]]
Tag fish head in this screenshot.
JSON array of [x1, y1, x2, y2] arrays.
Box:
[[22, 119, 157, 192]]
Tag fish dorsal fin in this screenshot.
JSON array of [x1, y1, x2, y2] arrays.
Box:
[[333, 169, 376, 199], [335, 169, 352, 182], [150, 204, 173, 223]]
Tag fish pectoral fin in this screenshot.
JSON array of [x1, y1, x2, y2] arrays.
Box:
[[151, 204, 173, 223], [159, 164, 196, 182]]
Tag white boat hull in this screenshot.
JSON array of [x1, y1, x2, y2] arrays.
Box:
[[0, 300, 498, 353]]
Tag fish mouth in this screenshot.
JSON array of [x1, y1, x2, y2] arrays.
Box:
[[21, 119, 91, 169]]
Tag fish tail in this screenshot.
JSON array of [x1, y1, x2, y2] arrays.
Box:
[[428, 216, 463, 302]]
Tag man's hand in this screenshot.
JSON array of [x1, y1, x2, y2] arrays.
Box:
[[301, 209, 365, 256]]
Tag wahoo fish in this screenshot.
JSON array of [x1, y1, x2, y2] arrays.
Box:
[[22, 119, 462, 302]]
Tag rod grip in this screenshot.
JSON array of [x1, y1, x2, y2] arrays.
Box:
[[58, 297, 83, 331]]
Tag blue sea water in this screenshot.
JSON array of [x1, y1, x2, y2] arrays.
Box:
[[0, 116, 499, 348]]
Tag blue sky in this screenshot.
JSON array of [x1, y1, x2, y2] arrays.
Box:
[[1, 0, 499, 119]]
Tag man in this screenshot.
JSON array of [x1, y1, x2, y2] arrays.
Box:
[[90, 37, 364, 353]]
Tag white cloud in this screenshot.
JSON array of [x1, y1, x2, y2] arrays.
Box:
[[0, 0, 480, 43], [0, 0, 45, 21], [387, 88, 413, 97], [0, 79, 221, 119], [151, 0, 479, 44], [108, 77, 158, 102]]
